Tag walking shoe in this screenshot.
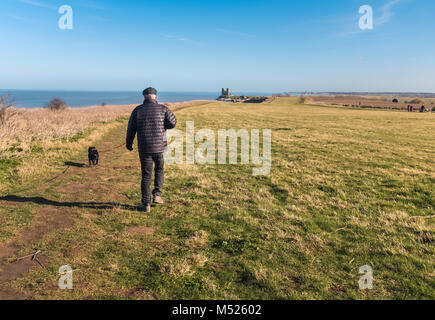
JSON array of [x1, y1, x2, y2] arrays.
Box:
[[138, 204, 151, 213], [153, 196, 164, 204]]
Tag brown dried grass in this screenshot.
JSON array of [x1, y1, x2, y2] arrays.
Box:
[[0, 100, 211, 156], [308, 95, 435, 110], [0, 105, 135, 156]]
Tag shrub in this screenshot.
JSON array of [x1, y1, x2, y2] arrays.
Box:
[[392, 98, 399, 103], [410, 98, 425, 104], [0, 94, 14, 124], [298, 97, 307, 104], [45, 98, 67, 111], [0, 108, 5, 124]]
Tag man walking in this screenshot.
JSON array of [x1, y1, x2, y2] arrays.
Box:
[[126, 88, 177, 212]]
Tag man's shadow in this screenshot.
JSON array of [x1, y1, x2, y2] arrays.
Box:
[[0, 195, 139, 212]]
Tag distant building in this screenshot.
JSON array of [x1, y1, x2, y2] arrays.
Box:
[[221, 88, 231, 97]]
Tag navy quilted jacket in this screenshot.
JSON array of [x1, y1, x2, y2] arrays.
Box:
[[126, 97, 177, 154]]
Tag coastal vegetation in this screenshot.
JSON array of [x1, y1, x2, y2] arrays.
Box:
[[0, 98, 433, 299]]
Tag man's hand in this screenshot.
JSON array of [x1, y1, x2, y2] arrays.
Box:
[[126, 145, 133, 151]]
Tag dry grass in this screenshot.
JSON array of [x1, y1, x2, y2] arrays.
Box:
[[0, 100, 212, 156], [0, 104, 136, 194], [308, 95, 435, 111], [0, 94, 14, 125], [0, 105, 135, 156], [0, 101, 213, 193]]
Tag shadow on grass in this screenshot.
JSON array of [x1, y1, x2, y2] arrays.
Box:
[[0, 195, 139, 211], [64, 161, 87, 168]]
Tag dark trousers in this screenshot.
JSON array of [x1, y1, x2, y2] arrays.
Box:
[[139, 153, 164, 205]]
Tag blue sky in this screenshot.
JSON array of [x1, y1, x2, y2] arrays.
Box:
[[1, 0, 434, 92]]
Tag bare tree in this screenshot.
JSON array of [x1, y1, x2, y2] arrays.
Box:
[[45, 98, 67, 111], [0, 94, 14, 124]]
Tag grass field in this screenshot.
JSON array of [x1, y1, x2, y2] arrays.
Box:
[[307, 94, 435, 111], [0, 97, 434, 299]]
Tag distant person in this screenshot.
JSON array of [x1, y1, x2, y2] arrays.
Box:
[[410, 105, 413, 112], [126, 87, 177, 213], [407, 105, 410, 112], [420, 105, 425, 113]]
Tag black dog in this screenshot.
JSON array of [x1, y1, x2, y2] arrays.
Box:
[[88, 147, 99, 166]]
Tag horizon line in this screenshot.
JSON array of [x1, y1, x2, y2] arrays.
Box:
[[1, 89, 435, 95]]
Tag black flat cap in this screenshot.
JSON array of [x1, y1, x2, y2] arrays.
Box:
[[143, 87, 157, 95]]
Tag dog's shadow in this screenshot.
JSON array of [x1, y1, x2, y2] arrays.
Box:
[[64, 161, 87, 168], [0, 195, 139, 212]]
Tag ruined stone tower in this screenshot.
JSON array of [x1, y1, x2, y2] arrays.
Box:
[[221, 88, 231, 97]]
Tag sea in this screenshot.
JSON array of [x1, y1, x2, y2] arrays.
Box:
[[0, 90, 276, 109]]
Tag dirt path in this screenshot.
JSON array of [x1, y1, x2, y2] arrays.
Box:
[[0, 101, 210, 300], [0, 120, 146, 299]]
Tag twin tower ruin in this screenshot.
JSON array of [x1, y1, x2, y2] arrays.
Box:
[[221, 88, 231, 97]]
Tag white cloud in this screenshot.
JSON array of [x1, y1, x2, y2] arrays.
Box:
[[337, 0, 404, 37], [79, 1, 106, 11], [88, 15, 111, 22], [214, 28, 256, 38], [160, 34, 201, 45], [177, 37, 201, 45], [16, 0, 56, 9], [7, 14, 34, 22], [375, 0, 403, 27]]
